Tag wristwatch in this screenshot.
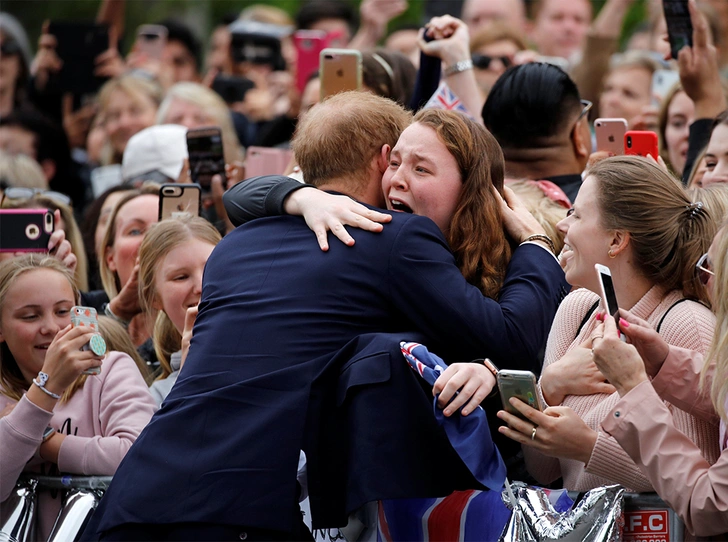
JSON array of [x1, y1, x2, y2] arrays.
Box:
[[42, 426, 55, 443], [482, 358, 500, 398]]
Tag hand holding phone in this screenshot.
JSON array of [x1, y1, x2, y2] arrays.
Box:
[[70, 306, 106, 375], [624, 130, 659, 160], [594, 118, 627, 156], [497, 370, 542, 421], [0, 210, 54, 253], [186, 127, 226, 194]]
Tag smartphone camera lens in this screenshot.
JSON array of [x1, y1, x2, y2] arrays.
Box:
[[626, 136, 632, 148], [26, 224, 40, 240]]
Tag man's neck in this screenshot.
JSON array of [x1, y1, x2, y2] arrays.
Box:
[[317, 174, 384, 208], [504, 145, 584, 180]]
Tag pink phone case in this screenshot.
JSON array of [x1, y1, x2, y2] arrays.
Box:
[[245, 147, 293, 177], [594, 118, 627, 156], [294, 30, 328, 94]]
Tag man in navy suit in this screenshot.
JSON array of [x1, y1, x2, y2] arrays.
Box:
[[85, 92, 567, 541]]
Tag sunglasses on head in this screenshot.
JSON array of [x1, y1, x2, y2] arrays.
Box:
[[696, 252, 715, 286], [1, 187, 72, 207], [471, 53, 512, 70]]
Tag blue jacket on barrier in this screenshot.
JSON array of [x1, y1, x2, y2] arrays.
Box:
[[83, 205, 568, 537]]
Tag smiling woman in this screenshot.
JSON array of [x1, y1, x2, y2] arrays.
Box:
[[137, 215, 221, 404]]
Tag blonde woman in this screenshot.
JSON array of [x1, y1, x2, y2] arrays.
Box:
[[592, 222, 728, 538], [0, 255, 155, 540], [498, 156, 720, 492], [99, 185, 159, 349], [156, 82, 243, 164], [97, 75, 164, 164], [137, 216, 221, 404], [0, 150, 47, 190]]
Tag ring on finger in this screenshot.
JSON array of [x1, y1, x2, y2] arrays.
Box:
[[531, 427, 537, 441]]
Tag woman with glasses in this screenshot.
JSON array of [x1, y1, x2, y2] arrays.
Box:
[[587, 222, 728, 537], [497, 156, 721, 493]]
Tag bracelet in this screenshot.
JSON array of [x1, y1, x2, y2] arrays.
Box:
[[32, 372, 61, 400], [444, 59, 473, 77], [103, 302, 130, 328], [523, 234, 556, 255]]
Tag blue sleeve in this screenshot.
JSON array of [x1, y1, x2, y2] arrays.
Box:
[[409, 51, 442, 112], [387, 217, 568, 370], [223, 175, 313, 226]]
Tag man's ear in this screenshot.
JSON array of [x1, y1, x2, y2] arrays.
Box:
[[571, 121, 590, 159], [378, 144, 391, 174]]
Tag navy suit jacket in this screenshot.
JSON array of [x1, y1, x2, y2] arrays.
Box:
[[86, 208, 568, 536]]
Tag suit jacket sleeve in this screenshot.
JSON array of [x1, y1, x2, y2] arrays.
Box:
[[223, 175, 311, 226], [602, 381, 728, 537], [387, 217, 567, 369]]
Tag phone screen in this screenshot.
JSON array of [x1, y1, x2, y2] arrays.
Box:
[[663, 0, 692, 59], [187, 130, 225, 191]]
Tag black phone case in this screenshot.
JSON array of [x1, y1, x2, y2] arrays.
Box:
[[0, 210, 54, 252], [663, 0, 692, 59], [187, 130, 226, 190], [48, 22, 110, 95]]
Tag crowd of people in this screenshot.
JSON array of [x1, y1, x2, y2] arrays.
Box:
[[1, 0, 728, 540]]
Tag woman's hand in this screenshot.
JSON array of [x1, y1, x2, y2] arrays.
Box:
[[30, 24, 62, 92], [108, 260, 142, 322], [419, 15, 471, 68], [677, 0, 727, 118], [179, 305, 198, 369], [39, 325, 106, 396], [495, 185, 547, 244], [592, 314, 651, 396], [540, 342, 616, 405], [283, 188, 392, 251], [432, 361, 496, 417], [616, 310, 670, 377], [497, 399, 598, 464], [48, 210, 77, 274]]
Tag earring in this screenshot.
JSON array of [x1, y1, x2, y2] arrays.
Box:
[[608, 250, 616, 259]]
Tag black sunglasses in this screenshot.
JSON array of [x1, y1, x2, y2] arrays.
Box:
[[472, 53, 512, 70]]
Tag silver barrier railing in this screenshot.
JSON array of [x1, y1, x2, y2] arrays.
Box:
[[0, 476, 112, 542]]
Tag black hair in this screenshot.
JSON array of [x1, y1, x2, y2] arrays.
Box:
[[362, 49, 416, 108], [0, 109, 86, 209], [157, 19, 202, 71], [295, 1, 358, 32], [481, 62, 582, 150]]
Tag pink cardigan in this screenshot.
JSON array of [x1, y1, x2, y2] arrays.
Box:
[[0, 351, 156, 540], [603, 346, 728, 537], [525, 286, 720, 492]]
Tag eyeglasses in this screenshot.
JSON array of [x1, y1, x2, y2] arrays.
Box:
[[1, 187, 72, 207], [576, 99, 593, 123], [696, 252, 715, 285], [471, 53, 513, 71]]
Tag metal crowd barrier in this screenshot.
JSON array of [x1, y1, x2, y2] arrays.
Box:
[[0, 476, 112, 542]]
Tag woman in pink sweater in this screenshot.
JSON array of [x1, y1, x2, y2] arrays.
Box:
[[0, 255, 156, 540], [497, 156, 720, 492]]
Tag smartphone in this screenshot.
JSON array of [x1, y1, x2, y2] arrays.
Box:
[[595, 264, 626, 340], [47, 22, 110, 95], [71, 306, 103, 375], [496, 370, 542, 422], [663, 0, 692, 60], [186, 127, 226, 194], [320, 48, 362, 99], [294, 30, 328, 94], [0, 209, 54, 253], [651, 69, 680, 103], [245, 147, 294, 178], [229, 20, 286, 70], [594, 118, 627, 156], [624, 130, 659, 160], [136, 24, 168, 60], [211, 74, 255, 104], [159, 183, 202, 220]]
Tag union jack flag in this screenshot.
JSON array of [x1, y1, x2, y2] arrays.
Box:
[[423, 82, 475, 120]]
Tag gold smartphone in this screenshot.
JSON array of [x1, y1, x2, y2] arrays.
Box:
[[319, 48, 362, 99]]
